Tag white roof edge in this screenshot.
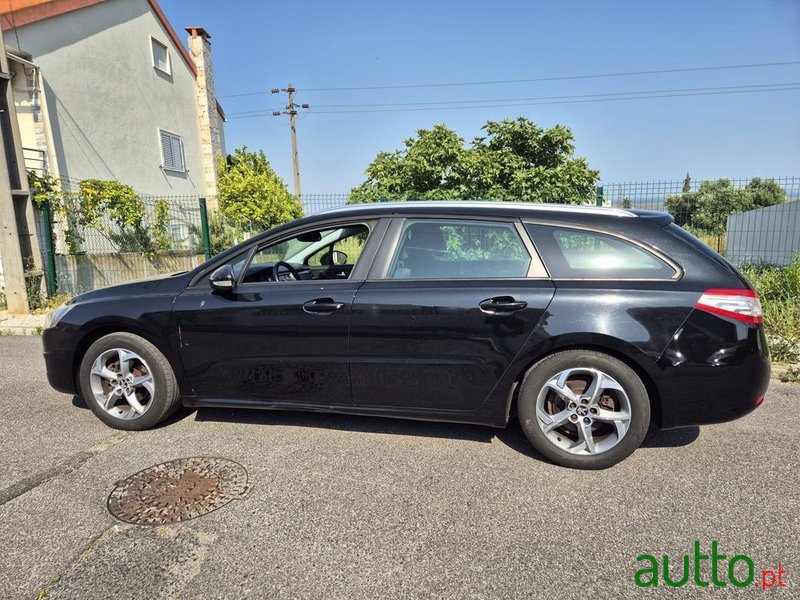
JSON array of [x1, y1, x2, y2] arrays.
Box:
[[316, 201, 636, 217]]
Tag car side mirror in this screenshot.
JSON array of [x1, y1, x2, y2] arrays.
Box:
[[331, 250, 348, 266], [210, 264, 236, 292]]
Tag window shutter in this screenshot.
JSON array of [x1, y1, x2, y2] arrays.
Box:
[[160, 131, 174, 169], [160, 131, 184, 171]]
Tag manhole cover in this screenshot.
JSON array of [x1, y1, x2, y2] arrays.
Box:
[[107, 457, 248, 525]]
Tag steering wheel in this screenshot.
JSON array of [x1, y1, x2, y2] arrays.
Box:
[[273, 261, 301, 281]]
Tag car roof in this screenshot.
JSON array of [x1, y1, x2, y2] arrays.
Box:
[[316, 200, 637, 219]]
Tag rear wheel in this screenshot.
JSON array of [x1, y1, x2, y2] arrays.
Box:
[[78, 332, 180, 430], [517, 350, 650, 469]]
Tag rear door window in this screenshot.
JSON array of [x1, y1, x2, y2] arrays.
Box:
[[526, 224, 677, 279], [386, 219, 533, 279]]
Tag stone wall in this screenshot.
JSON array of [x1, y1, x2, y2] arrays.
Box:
[[187, 27, 223, 209]]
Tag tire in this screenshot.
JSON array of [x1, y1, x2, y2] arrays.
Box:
[[517, 350, 650, 469], [78, 332, 180, 430]]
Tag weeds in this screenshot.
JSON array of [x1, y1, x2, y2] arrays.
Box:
[[780, 365, 800, 383], [33, 293, 72, 314], [740, 257, 800, 363]]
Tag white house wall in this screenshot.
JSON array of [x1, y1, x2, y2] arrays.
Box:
[[12, 0, 207, 197]]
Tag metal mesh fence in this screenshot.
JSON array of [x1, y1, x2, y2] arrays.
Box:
[[32, 176, 800, 297], [601, 176, 800, 262]]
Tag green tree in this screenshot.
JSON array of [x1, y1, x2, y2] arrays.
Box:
[[745, 177, 786, 208], [667, 177, 787, 235], [217, 147, 303, 230], [665, 172, 696, 225], [348, 117, 599, 204], [691, 179, 753, 235]]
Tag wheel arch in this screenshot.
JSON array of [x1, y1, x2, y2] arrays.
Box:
[[505, 337, 663, 428], [72, 320, 182, 393]]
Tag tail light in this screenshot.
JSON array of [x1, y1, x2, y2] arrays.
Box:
[[695, 288, 763, 324]]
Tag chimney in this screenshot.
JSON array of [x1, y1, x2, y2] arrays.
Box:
[[186, 26, 224, 209]]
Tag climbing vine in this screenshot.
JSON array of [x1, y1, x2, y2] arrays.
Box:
[[27, 172, 173, 255]]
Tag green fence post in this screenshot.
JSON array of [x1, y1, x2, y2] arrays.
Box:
[[41, 200, 58, 296], [595, 186, 604, 207], [199, 197, 212, 260]]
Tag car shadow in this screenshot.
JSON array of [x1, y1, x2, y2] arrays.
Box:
[[641, 425, 700, 448], [72, 395, 206, 429], [71, 395, 700, 456], [193, 405, 501, 444]]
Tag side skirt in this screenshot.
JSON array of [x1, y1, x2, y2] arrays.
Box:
[[181, 396, 505, 428]]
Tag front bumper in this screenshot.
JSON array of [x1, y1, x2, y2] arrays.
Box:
[[42, 328, 79, 395]]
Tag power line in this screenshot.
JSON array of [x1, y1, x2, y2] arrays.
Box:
[[296, 81, 800, 109], [225, 83, 800, 120], [225, 81, 797, 116], [218, 60, 800, 98], [5, 0, 22, 49], [313, 85, 800, 114]]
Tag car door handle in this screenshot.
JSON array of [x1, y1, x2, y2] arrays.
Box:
[[303, 298, 346, 314], [479, 296, 528, 315]]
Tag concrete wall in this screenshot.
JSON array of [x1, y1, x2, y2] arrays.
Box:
[[55, 252, 204, 295], [726, 200, 800, 266], [12, 0, 209, 196]]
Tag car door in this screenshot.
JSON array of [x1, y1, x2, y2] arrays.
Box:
[[349, 216, 555, 412], [174, 218, 387, 405]]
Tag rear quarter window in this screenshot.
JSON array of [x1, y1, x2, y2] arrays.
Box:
[[526, 224, 677, 279]]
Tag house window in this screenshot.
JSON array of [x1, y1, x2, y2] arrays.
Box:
[[160, 130, 185, 171], [151, 37, 170, 74], [170, 224, 187, 249]]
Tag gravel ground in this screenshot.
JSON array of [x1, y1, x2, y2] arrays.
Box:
[[0, 335, 797, 599]]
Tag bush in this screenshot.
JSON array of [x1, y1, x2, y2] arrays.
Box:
[[28, 172, 173, 255], [190, 212, 255, 257], [740, 256, 800, 363]]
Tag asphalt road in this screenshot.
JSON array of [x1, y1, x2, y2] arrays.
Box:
[[0, 335, 797, 599]]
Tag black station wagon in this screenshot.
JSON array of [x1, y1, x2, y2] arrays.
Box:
[[43, 202, 770, 469]]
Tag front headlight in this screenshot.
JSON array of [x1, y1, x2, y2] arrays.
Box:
[[44, 303, 73, 329]]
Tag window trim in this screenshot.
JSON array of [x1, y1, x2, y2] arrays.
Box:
[[159, 129, 185, 173], [150, 36, 171, 75], [370, 216, 548, 281], [523, 221, 683, 281]]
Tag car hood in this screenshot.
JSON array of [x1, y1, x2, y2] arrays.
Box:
[[69, 271, 194, 304]]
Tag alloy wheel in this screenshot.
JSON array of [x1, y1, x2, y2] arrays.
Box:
[[89, 348, 155, 420], [535, 367, 632, 455]]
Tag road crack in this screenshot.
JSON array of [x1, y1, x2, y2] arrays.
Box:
[[0, 431, 129, 507]]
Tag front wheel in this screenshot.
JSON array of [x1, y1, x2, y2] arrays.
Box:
[[78, 332, 181, 430], [517, 350, 650, 469]]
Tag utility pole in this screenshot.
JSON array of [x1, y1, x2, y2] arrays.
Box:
[[271, 84, 309, 199]]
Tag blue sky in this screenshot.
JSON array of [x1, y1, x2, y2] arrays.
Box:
[[160, 0, 800, 193]]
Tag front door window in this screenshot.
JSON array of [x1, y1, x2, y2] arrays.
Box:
[[240, 224, 370, 284]]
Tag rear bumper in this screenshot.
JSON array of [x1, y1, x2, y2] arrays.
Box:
[[653, 311, 770, 429]]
